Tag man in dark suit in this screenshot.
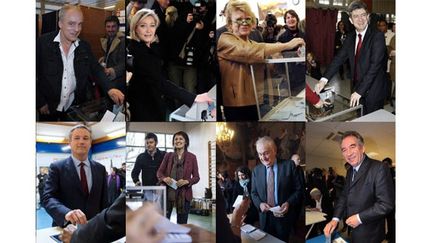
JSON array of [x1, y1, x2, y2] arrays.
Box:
[[324, 131, 394, 243], [251, 136, 303, 242], [314, 0, 388, 115], [36, 4, 124, 121], [61, 192, 125, 243], [131, 132, 166, 186], [42, 124, 108, 227]]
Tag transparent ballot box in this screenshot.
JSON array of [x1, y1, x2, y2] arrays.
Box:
[[126, 186, 166, 216], [250, 55, 306, 121], [305, 75, 363, 122]]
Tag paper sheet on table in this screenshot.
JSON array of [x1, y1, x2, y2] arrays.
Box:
[[269, 206, 283, 213], [248, 229, 266, 240], [168, 179, 178, 190], [155, 216, 191, 233], [232, 195, 243, 208], [241, 224, 256, 233]]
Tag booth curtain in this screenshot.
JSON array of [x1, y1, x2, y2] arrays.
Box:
[[305, 8, 338, 66]]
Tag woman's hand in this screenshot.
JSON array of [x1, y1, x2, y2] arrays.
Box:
[[163, 177, 173, 185], [285, 38, 305, 50], [177, 179, 190, 187]]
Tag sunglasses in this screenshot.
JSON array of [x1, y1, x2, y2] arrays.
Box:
[[234, 17, 252, 26]]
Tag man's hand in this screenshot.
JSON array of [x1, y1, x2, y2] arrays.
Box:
[[195, 21, 204, 30], [259, 202, 271, 212], [65, 209, 87, 225], [280, 202, 289, 214], [39, 104, 50, 115], [346, 214, 361, 228], [314, 79, 327, 93], [231, 197, 250, 237], [108, 88, 124, 105], [176, 179, 189, 187], [61, 224, 77, 243], [314, 99, 331, 108], [163, 177, 173, 185], [350, 92, 362, 107], [104, 67, 116, 78], [324, 220, 338, 237]]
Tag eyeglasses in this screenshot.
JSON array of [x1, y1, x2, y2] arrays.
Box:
[[351, 12, 368, 20], [234, 17, 252, 26]]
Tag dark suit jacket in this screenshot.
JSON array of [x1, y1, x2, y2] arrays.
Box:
[[36, 31, 115, 113], [157, 151, 200, 202], [323, 25, 388, 114], [42, 157, 108, 227], [334, 155, 394, 243], [251, 159, 303, 229], [216, 184, 241, 243], [71, 192, 125, 243], [131, 149, 166, 186]]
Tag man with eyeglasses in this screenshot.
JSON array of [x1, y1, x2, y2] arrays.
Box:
[[314, 0, 388, 116], [251, 136, 303, 242]]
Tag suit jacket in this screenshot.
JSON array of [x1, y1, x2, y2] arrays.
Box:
[[100, 31, 126, 90], [251, 159, 303, 229], [71, 192, 125, 243], [157, 151, 200, 202], [36, 31, 115, 113], [42, 157, 108, 227], [323, 26, 388, 114], [334, 155, 394, 243]]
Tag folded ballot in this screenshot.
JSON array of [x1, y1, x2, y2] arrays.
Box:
[[156, 216, 192, 243], [168, 179, 178, 190]]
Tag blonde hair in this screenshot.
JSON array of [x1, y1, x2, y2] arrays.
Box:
[[225, 0, 256, 30], [130, 8, 160, 42], [165, 6, 178, 28]]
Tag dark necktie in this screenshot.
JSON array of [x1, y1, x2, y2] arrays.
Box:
[[80, 162, 89, 197], [353, 33, 363, 83], [352, 169, 357, 182], [267, 166, 275, 207]]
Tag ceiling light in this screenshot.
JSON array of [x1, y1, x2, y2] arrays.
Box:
[[36, 135, 65, 143]]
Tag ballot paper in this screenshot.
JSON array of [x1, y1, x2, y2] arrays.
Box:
[[248, 229, 267, 241], [168, 179, 178, 190], [241, 224, 256, 233], [100, 110, 116, 121], [269, 206, 283, 213], [156, 216, 192, 243], [232, 195, 243, 208], [332, 237, 348, 243]]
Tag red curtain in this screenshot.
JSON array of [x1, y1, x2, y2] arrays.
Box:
[[305, 8, 338, 66]]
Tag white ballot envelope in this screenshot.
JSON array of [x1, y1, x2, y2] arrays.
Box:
[[269, 206, 282, 213], [241, 224, 256, 233], [232, 195, 243, 208], [168, 179, 178, 190]]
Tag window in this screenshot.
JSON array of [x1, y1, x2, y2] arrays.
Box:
[[333, 0, 344, 6]]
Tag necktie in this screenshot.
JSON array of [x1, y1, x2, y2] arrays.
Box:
[[267, 166, 275, 207], [80, 162, 89, 197], [353, 33, 363, 82], [352, 169, 357, 182]]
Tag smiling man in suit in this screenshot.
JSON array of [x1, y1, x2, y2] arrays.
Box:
[[324, 131, 394, 243], [42, 124, 108, 227], [314, 0, 388, 115], [251, 136, 303, 242]]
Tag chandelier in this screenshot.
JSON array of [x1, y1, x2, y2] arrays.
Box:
[[216, 122, 234, 144]]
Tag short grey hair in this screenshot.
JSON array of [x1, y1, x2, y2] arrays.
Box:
[[347, 0, 368, 16], [130, 8, 160, 42], [341, 130, 364, 146], [69, 124, 92, 140], [59, 4, 82, 21], [255, 136, 276, 150]]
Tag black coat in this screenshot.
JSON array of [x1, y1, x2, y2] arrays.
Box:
[[334, 156, 394, 243], [231, 181, 259, 225], [127, 40, 195, 121], [36, 31, 114, 113], [323, 26, 388, 114], [131, 149, 166, 186]]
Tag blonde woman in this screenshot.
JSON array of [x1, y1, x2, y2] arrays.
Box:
[[217, 0, 305, 121], [127, 9, 212, 121]]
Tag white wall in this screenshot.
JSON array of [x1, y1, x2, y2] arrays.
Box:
[[92, 148, 126, 173], [184, 123, 216, 198], [306, 154, 347, 176], [36, 153, 70, 169]]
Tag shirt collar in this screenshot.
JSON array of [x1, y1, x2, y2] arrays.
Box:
[[356, 24, 368, 37], [353, 154, 365, 171], [54, 30, 80, 47], [72, 155, 90, 168]]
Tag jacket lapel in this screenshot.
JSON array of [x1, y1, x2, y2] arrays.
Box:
[[350, 156, 371, 188], [66, 157, 84, 193]]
